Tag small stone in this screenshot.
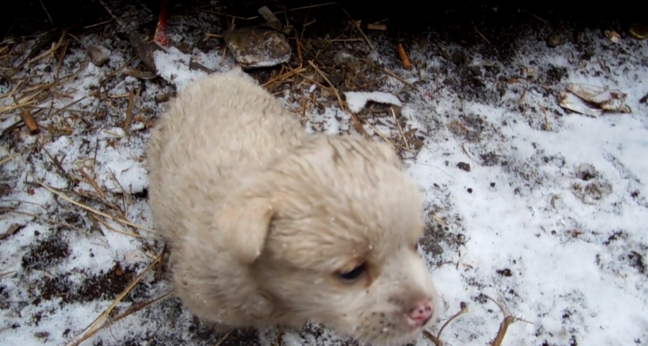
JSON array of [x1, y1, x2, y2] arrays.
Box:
[[333, 51, 360, 69], [451, 50, 466, 66], [223, 25, 291, 70], [87, 45, 109, 67], [155, 93, 170, 104], [629, 23, 648, 40], [546, 34, 563, 48], [457, 162, 471, 172]]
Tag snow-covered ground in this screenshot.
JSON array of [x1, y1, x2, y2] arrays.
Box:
[[1, 4, 647, 346]]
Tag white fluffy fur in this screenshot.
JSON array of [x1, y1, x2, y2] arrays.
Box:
[[146, 72, 440, 346]]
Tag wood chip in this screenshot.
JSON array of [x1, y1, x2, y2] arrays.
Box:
[[19, 109, 40, 134], [367, 23, 387, 31]]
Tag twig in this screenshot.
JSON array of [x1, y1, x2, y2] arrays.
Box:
[[199, 9, 261, 21], [391, 108, 410, 150], [365, 122, 396, 149], [96, 218, 158, 239], [124, 90, 135, 135], [294, 29, 304, 68], [261, 67, 307, 88], [397, 43, 412, 69], [521, 9, 548, 25], [38, 0, 54, 26], [0, 100, 36, 115], [536, 101, 552, 131], [72, 291, 173, 344], [517, 88, 527, 105], [308, 60, 369, 137], [484, 295, 530, 346], [100, 58, 134, 86], [42, 148, 76, 183], [84, 19, 114, 29], [214, 330, 233, 346], [474, 27, 491, 45], [289, 2, 336, 11], [423, 302, 469, 346], [382, 68, 419, 91], [221, 44, 228, 67], [338, 5, 374, 50], [55, 39, 69, 80], [96, 0, 129, 28], [28, 29, 67, 64], [78, 167, 128, 221], [19, 109, 39, 134], [0, 271, 17, 279], [78, 167, 109, 200], [367, 23, 387, 31], [3, 209, 88, 234], [323, 38, 363, 43], [295, 72, 328, 90], [0, 150, 26, 167], [461, 142, 477, 163], [35, 182, 156, 233], [430, 213, 445, 225], [0, 80, 24, 103], [437, 302, 469, 340], [65, 253, 164, 346]]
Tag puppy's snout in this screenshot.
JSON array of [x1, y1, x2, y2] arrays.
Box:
[[407, 299, 434, 328]]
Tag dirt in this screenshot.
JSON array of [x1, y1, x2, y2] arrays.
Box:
[[31, 262, 147, 304], [21, 233, 71, 271]]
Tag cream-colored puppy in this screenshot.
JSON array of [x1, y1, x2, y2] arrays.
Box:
[[146, 72, 440, 346]]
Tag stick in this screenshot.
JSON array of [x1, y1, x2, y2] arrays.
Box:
[[19, 109, 39, 134], [308, 60, 369, 137], [484, 295, 530, 346], [474, 27, 491, 45], [0, 150, 26, 167], [261, 67, 307, 88], [72, 291, 172, 344], [381, 68, 418, 91], [422, 302, 469, 346], [367, 23, 387, 31], [38, 0, 54, 26], [65, 253, 164, 346], [214, 330, 233, 346], [397, 43, 412, 69], [124, 90, 135, 134], [0, 270, 17, 279], [338, 5, 374, 50], [36, 182, 156, 233], [521, 9, 548, 25], [391, 108, 410, 150]]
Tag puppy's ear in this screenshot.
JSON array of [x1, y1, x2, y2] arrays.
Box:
[[216, 196, 275, 265]]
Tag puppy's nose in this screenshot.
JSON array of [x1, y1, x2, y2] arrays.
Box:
[[407, 299, 434, 327]]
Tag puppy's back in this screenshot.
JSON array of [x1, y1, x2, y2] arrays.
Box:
[[147, 73, 305, 245]]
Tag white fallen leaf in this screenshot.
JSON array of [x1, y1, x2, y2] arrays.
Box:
[[559, 91, 603, 118], [344, 91, 402, 113]]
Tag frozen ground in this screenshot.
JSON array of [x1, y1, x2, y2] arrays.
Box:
[[1, 2, 647, 346]]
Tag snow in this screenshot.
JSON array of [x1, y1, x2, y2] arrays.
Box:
[[1, 9, 648, 346], [344, 91, 403, 113]]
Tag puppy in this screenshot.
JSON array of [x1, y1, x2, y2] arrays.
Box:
[[146, 72, 440, 346]]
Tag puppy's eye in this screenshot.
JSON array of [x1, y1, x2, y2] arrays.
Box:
[[412, 242, 420, 252], [337, 263, 367, 282]]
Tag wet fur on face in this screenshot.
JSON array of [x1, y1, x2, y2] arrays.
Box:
[[146, 71, 440, 346]]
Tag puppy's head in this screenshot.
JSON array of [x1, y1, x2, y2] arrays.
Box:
[[217, 135, 439, 346]]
